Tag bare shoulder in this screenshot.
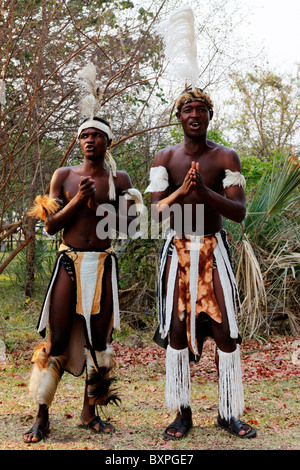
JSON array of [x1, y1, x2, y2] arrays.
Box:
[[51, 166, 73, 183], [115, 169, 133, 191], [209, 141, 242, 172], [152, 145, 177, 169]]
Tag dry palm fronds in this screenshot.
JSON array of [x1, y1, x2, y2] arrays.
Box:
[[235, 234, 267, 337]]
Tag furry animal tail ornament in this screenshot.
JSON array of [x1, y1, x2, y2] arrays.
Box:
[[27, 195, 62, 220], [156, 5, 200, 88], [86, 345, 121, 407], [28, 343, 67, 407]]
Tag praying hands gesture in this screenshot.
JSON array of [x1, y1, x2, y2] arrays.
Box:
[[181, 161, 207, 197], [190, 161, 207, 196]]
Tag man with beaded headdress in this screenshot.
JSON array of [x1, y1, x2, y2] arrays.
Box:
[[23, 63, 144, 443], [146, 6, 256, 440]]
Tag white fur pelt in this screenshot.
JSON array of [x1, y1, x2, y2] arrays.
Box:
[[29, 353, 66, 407], [223, 170, 246, 189], [218, 346, 245, 421], [156, 5, 200, 88], [165, 345, 190, 411], [144, 166, 169, 193]]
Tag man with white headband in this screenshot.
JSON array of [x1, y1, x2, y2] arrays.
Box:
[[24, 112, 144, 443], [146, 87, 256, 440]]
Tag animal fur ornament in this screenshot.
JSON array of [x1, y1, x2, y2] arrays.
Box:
[[77, 62, 116, 200], [29, 343, 67, 407], [175, 86, 213, 112], [156, 5, 200, 88], [27, 195, 62, 220], [85, 345, 120, 407]]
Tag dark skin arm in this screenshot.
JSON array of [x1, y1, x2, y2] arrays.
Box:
[[190, 161, 246, 223]]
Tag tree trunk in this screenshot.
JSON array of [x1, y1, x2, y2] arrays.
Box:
[[25, 0, 47, 296]]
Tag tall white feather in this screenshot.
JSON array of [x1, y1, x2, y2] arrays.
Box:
[[77, 62, 102, 119], [0, 79, 6, 106], [156, 5, 200, 88], [77, 62, 117, 201]]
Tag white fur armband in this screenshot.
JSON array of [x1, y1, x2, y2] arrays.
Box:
[[144, 166, 169, 193], [223, 170, 246, 189], [123, 188, 145, 215]]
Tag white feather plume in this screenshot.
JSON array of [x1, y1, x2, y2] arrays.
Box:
[[0, 79, 6, 106], [156, 5, 200, 88], [77, 63, 103, 119]]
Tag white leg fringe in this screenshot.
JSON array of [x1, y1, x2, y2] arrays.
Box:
[[218, 346, 245, 421], [165, 345, 190, 412]]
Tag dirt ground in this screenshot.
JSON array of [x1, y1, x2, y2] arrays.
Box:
[[0, 335, 299, 454]]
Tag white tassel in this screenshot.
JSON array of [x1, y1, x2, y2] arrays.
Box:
[[189, 236, 202, 355], [105, 151, 117, 201], [165, 345, 190, 411], [218, 346, 245, 421], [156, 5, 200, 88], [108, 170, 116, 201]]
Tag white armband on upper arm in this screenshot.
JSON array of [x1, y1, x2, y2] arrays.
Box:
[[223, 169, 246, 189], [123, 188, 145, 215], [144, 166, 169, 193]]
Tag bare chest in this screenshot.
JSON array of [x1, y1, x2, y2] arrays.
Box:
[[168, 149, 224, 191], [63, 170, 111, 203]]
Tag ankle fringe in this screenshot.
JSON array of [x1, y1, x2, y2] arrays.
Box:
[[165, 345, 190, 411], [218, 346, 245, 421]]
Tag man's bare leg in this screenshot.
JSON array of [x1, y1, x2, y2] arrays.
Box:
[[79, 262, 115, 433], [23, 266, 74, 443]]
